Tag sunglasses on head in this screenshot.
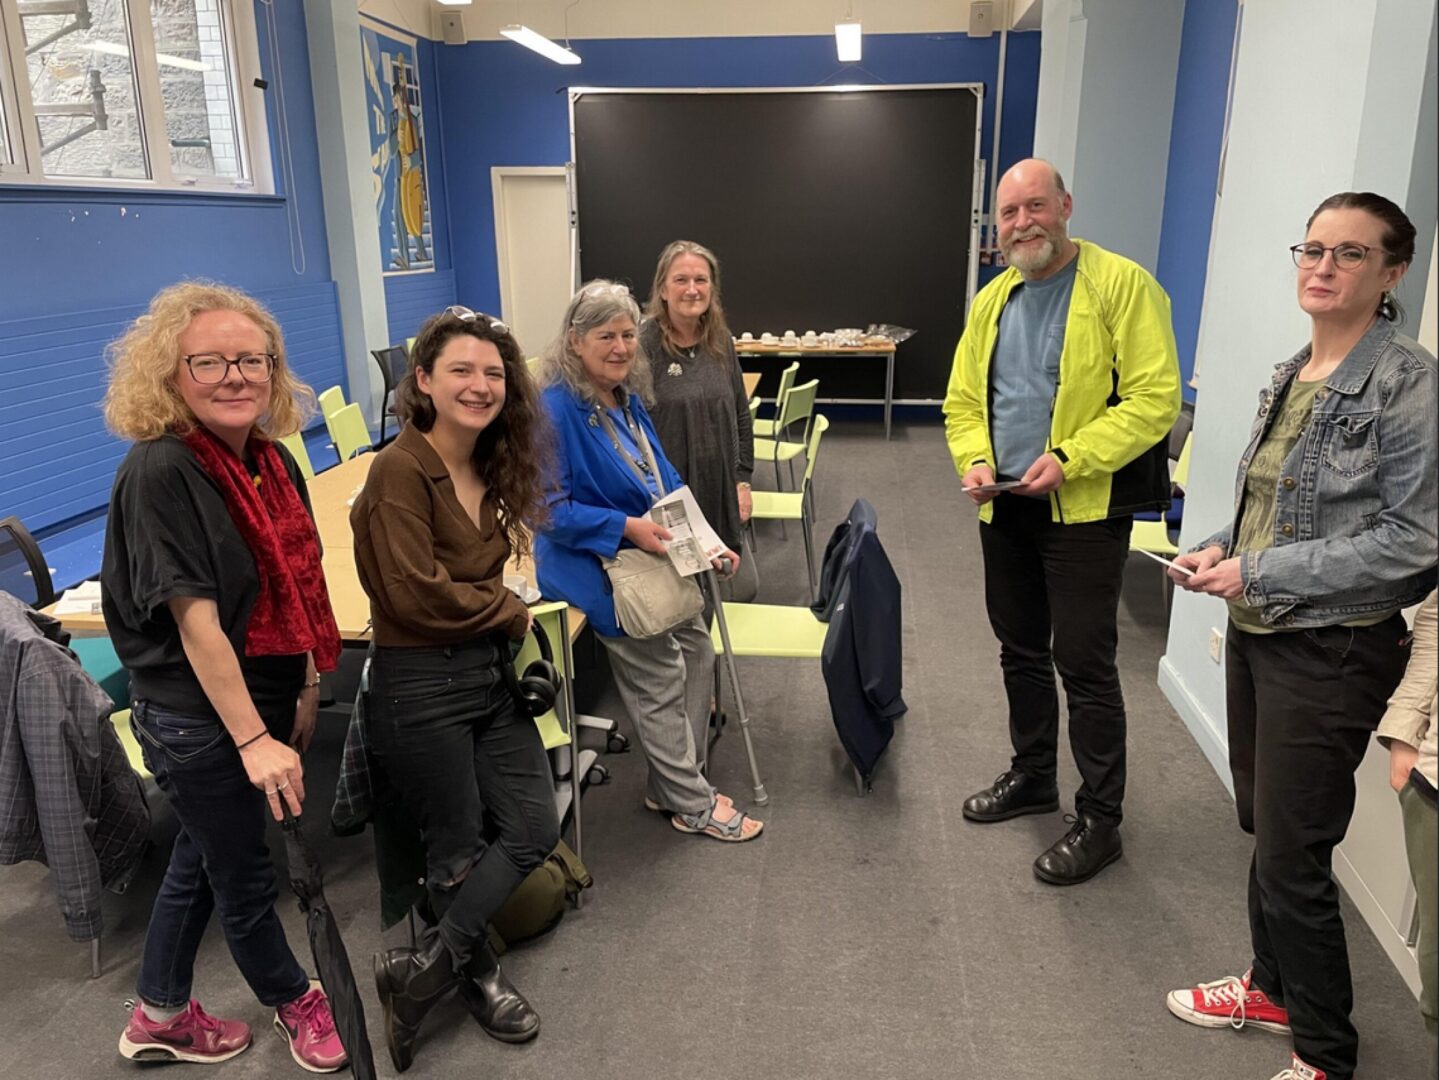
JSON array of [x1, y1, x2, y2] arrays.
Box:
[[444, 305, 510, 335]]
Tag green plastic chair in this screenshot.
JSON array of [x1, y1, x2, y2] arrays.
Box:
[[317, 385, 346, 421], [1130, 432, 1193, 614], [277, 432, 317, 481], [749, 415, 829, 601], [709, 601, 828, 659], [753, 377, 818, 491], [325, 402, 372, 462], [752, 361, 799, 438]]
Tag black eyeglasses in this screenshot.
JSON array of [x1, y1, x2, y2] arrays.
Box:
[[183, 353, 276, 384], [1289, 242, 1374, 271], [445, 305, 510, 334]]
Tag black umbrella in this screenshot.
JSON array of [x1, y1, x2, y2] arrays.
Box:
[[281, 806, 378, 1080]]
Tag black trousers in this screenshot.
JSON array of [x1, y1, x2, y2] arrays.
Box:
[[1226, 614, 1410, 1080], [978, 494, 1133, 824], [368, 638, 560, 970]]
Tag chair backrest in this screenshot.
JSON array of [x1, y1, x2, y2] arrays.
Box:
[[513, 601, 571, 750], [1168, 399, 1195, 460], [277, 433, 317, 481], [0, 516, 53, 608], [1173, 431, 1194, 489], [317, 385, 347, 420], [776, 378, 819, 440], [406, 336, 416, 354], [749, 396, 760, 420], [371, 346, 409, 395], [327, 403, 372, 461], [800, 414, 830, 489], [770, 360, 799, 411]]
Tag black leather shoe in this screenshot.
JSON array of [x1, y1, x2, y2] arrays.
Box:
[[961, 769, 1060, 823], [1033, 814, 1122, 886], [373, 932, 460, 1072], [457, 942, 541, 1043]]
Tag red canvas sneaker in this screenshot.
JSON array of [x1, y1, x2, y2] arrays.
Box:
[[1165, 969, 1292, 1034], [1269, 1053, 1328, 1080]]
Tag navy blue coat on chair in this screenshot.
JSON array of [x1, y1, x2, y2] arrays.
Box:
[[820, 502, 906, 785]]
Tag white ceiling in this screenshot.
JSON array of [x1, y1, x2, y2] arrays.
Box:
[[357, 0, 1033, 42]]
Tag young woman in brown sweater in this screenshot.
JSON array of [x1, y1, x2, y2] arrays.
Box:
[[350, 307, 557, 1072]]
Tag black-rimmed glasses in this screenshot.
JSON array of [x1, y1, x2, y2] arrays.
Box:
[[445, 305, 510, 334], [1289, 242, 1374, 271], [183, 353, 276, 384]]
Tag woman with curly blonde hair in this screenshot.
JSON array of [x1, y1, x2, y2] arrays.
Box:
[[352, 306, 559, 1071], [101, 281, 347, 1072]]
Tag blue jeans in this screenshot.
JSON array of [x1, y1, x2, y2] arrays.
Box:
[[131, 699, 309, 1009], [368, 638, 559, 969]]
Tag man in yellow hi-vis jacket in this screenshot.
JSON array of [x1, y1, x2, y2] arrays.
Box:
[[944, 158, 1181, 886]]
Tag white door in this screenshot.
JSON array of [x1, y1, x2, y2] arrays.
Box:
[[492, 167, 572, 360]]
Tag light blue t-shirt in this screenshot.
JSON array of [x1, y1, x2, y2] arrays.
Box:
[[989, 256, 1078, 481]]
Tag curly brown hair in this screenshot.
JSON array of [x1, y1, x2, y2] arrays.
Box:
[[103, 280, 314, 441], [397, 308, 552, 556]]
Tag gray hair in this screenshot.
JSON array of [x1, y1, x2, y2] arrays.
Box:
[[538, 279, 655, 405]]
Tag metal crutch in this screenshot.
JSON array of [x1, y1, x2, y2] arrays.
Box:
[[703, 564, 768, 806]]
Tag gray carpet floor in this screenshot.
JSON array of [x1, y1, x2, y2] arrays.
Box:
[[1, 420, 1429, 1080]]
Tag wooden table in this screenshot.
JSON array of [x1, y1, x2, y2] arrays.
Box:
[[742, 371, 761, 400], [736, 340, 900, 439], [47, 452, 585, 643]]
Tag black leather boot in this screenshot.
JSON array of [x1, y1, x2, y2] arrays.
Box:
[[1033, 813, 1123, 886], [373, 932, 461, 1072], [457, 941, 541, 1043], [961, 769, 1060, 823]]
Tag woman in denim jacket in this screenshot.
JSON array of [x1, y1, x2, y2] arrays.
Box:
[[1163, 193, 1437, 1080]]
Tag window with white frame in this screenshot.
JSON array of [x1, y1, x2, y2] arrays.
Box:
[[0, 0, 270, 191]]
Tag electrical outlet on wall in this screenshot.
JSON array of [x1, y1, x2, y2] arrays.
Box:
[[1208, 627, 1224, 664]]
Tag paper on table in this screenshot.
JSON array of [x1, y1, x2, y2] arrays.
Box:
[[1135, 548, 1194, 576], [648, 485, 726, 578], [54, 579, 104, 615]]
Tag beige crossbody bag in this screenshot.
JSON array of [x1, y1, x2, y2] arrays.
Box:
[[594, 404, 704, 639]]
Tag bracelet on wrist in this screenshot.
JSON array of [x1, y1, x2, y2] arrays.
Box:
[[302, 679, 321, 690], [235, 731, 266, 752]]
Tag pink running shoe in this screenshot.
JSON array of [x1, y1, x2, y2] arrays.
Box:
[[118, 999, 252, 1064], [274, 986, 348, 1073], [1166, 968, 1292, 1035]]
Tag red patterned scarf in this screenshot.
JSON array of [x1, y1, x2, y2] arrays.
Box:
[[182, 427, 341, 672]]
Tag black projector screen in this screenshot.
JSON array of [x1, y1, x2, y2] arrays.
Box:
[[572, 86, 979, 403]]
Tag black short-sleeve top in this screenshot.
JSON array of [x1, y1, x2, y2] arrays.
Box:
[[100, 433, 314, 715]]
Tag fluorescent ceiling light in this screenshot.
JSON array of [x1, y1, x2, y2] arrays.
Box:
[[835, 21, 862, 63], [84, 41, 206, 72], [436, 1, 471, 5], [500, 24, 581, 65]]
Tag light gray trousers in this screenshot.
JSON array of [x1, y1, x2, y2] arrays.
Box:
[[599, 615, 716, 815]]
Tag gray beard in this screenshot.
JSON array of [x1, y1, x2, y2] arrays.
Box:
[[1006, 236, 1057, 274]]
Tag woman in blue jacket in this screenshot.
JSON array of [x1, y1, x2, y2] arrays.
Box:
[[534, 281, 763, 843]]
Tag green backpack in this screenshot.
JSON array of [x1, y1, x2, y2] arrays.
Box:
[[486, 841, 593, 955]]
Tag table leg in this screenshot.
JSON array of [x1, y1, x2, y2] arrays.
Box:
[[885, 350, 895, 440]]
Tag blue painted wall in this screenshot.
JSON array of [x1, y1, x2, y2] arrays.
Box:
[[433, 32, 1042, 314], [1154, 0, 1239, 393], [0, 0, 342, 581], [380, 33, 458, 344]]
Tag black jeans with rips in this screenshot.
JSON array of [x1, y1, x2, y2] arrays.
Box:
[[978, 493, 1133, 825], [1227, 614, 1410, 1080], [368, 637, 559, 970]]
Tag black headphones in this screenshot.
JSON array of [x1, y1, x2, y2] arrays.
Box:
[[503, 620, 561, 718]]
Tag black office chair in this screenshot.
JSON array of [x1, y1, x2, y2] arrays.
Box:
[[1, 516, 55, 608], [372, 345, 411, 445]]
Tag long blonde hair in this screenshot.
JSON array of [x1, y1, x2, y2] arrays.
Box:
[[644, 239, 733, 360], [103, 281, 315, 441]]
